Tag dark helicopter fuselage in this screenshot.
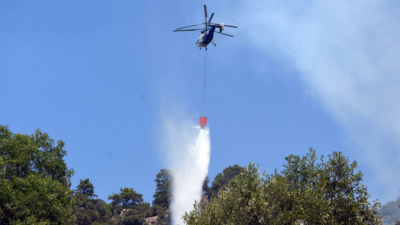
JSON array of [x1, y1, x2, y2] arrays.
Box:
[[196, 26, 217, 48]]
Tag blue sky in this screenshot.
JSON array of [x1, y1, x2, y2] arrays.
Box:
[[1, 0, 399, 204]]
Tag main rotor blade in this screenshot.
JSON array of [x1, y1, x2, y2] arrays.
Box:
[[216, 32, 234, 37], [173, 29, 203, 32], [176, 23, 205, 30], [204, 5, 208, 28], [210, 23, 238, 28], [208, 13, 214, 24], [223, 24, 238, 28]]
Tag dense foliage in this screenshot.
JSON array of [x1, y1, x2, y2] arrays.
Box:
[[153, 169, 172, 209], [108, 187, 154, 224], [184, 149, 382, 225], [72, 179, 112, 224], [71, 179, 168, 225], [209, 164, 244, 197], [202, 177, 211, 197], [2, 126, 398, 224], [0, 125, 74, 224]]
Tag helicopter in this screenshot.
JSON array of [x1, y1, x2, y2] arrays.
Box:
[[173, 5, 238, 50]]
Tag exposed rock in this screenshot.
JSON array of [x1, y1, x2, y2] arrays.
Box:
[[119, 208, 129, 218], [144, 215, 159, 224], [145, 210, 169, 225]]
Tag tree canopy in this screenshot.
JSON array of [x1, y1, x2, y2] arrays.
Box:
[[153, 169, 172, 209], [109, 188, 144, 211], [0, 125, 74, 224], [108, 187, 153, 225], [184, 149, 382, 225], [1, 125, 389, 225], [202, 176, 211, 196], [76, 178, 98, 198], [72, 179, 112, 225], [210, 164, 244, 197]]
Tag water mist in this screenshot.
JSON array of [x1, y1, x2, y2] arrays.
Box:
[[162, 117, 211, 225]]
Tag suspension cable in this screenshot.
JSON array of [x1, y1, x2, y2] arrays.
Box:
[[203, 49, 207, 91], [201, 50, 207, 116]]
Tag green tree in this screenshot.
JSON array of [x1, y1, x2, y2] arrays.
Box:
[[149, 204, 168, 224], [202, 176, 211, 196], [119, 203, 152, 225], [108, 187, 152, 225], [153, 169, 172, 209], [76, 178, 98, 198], [109, 187, 144, 213], [210, 164, 244, 197], [0, 125, 74, 224], [184, 163, 263, 225], [72, 179, 111, 225], [184, 149, 382, 225], [72, 194, 99, 225]]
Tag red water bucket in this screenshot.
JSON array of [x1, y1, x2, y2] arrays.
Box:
[[199, 117, 207, 128]]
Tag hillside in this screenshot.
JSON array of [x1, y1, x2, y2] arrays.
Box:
[[380, 198, 400, 225]]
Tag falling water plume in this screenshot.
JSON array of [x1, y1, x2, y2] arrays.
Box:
[[162, 118, 210, 225]]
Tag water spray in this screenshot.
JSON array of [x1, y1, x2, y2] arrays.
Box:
[[169, 127, 210, 225]]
